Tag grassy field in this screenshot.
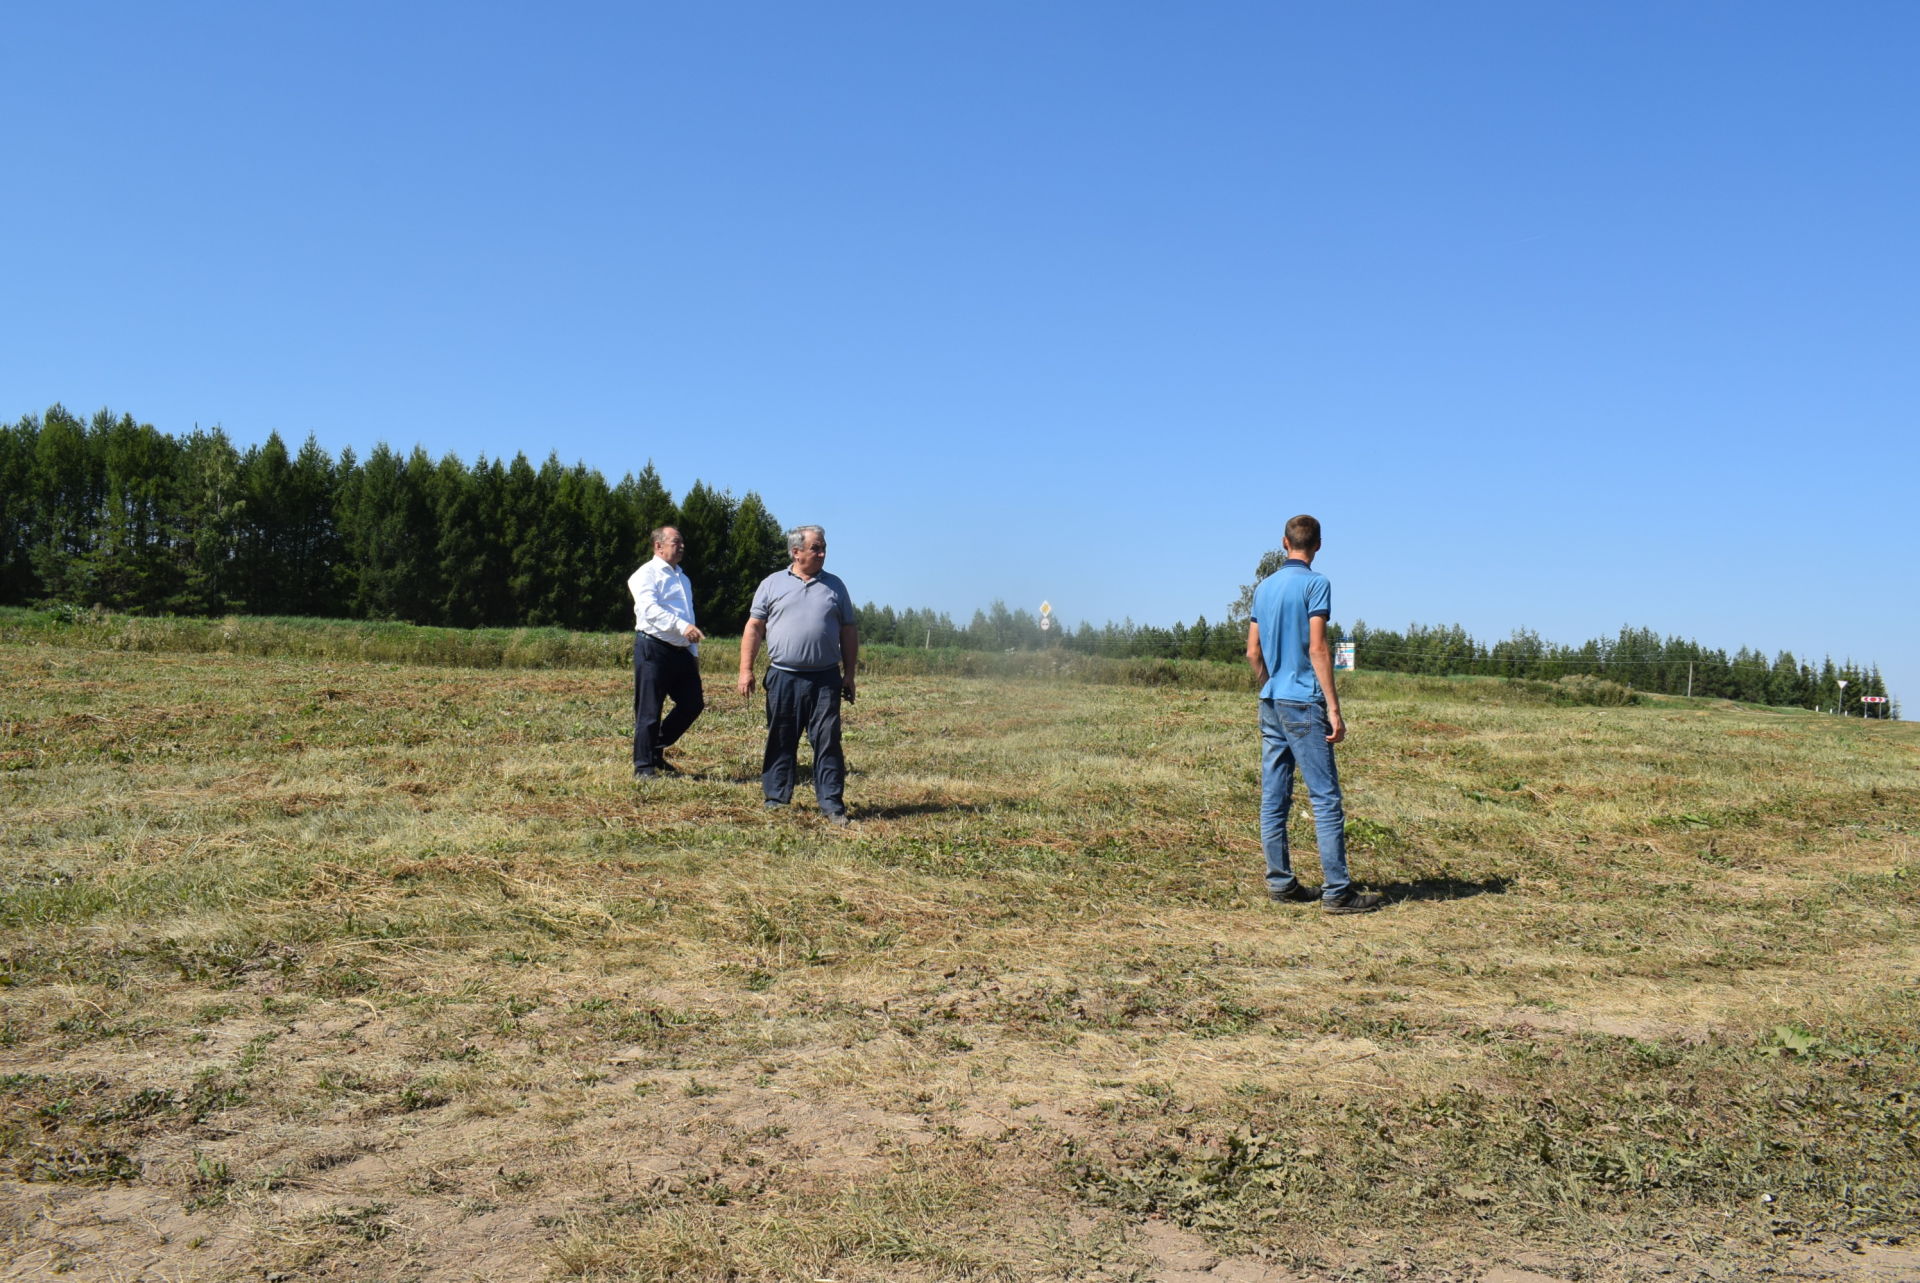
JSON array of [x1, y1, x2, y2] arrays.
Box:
[[2, 620, 1916, 1282]]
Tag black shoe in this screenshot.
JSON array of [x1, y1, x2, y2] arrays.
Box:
[[764, 799, 786, 810], [1267, 882, 1318, 903], [634, 767, 657, 779], [824, 811, 852, 827], [651, 757, 680, 775], [1323, 889, 1385, 915]]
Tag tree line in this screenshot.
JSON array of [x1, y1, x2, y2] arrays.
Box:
[[852, 606, 1894, 716], [1343, 621, 1893, 716], [3, 405, 1893, 716], [0, 405, 787, 634], [855, 600, 1251, 663]]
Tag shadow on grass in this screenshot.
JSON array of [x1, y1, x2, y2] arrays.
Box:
[[634, 765, 715, 783], [853, 801, 996, 820], [1379, 875, 1511, 903]]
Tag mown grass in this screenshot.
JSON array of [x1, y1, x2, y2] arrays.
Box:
[[0, 605, 1649, 697], [1, 621, 1915, 1281]]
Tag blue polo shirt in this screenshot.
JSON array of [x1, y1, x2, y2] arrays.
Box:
[[751, 569, 855, 671], [1250, 559, 1331, 704]]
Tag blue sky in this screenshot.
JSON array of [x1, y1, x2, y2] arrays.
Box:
[[7, 2, 1916, 709]]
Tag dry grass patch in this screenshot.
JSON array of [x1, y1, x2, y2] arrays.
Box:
[[2, 644, 1916, 1281]]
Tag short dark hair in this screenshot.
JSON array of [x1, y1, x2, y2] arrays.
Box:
[[1284, 514, 1321, 553]]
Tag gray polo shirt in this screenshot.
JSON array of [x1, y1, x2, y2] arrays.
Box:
[[751, 569, 856, 671]]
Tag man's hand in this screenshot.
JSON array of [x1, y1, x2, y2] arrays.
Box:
[[841, 676, 857, 703], [684, 624, 705, 644], [737, 618, 765, 697], [1325, 709, 1346, 744]]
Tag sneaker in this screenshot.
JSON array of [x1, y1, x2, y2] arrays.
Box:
[[634, 767, 657, 779], [1267, 882, 1318, 904], [764, 799, 786, 810], [824, 811, 851, 827], [650, 757, 681, 775], [1323, 889, 1384, 915]]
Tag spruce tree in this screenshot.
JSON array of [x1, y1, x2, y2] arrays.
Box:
[[720, 492, 786, 634], [675, 481, 737, 631], [286, 436, 343, 616], [27, 405, 100, 602], [0, 415, 39, 603], [171, 427, 245, 614], [84, 413, 179, 611]]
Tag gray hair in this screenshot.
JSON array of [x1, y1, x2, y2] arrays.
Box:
[[786, 525, 826, 553]]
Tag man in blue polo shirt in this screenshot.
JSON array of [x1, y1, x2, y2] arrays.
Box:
[[737, 525, 859, 824], [1246, 514, 1382, 914]]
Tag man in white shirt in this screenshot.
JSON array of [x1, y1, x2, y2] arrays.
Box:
[[627, 526, 705, 778]]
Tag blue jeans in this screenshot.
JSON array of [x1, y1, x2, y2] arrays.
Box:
[[762, 666, 846, 815], [1259, 699, 1350, 900]]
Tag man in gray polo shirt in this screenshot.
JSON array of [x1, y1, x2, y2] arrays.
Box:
[[737, 525, 859, 823]]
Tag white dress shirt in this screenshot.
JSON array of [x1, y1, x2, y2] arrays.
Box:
[[628, 557, 699, 656]]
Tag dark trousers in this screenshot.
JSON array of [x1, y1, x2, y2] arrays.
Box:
[[633, 633, 703, 769], [762, 666, 845, 813]]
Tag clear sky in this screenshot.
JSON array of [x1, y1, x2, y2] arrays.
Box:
[[8, 2, 1916, 709]]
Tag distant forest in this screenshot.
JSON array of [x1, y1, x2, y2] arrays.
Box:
[[2, 406, 1895, 716], [1, 405, 786, 635], [863, 605, 1894, 718]]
